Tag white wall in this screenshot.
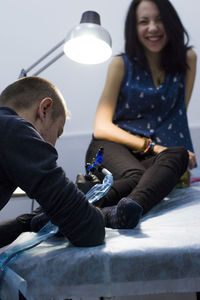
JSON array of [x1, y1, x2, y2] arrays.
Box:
[[170, 0, 200, 127], [0, 0, 200, 135]]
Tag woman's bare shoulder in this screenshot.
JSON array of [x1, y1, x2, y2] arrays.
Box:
[[186, 48, 197, 63]]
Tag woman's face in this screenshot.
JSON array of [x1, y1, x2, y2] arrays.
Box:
[[136, 0, 168, 55]]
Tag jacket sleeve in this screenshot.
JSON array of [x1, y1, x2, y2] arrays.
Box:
[[2, 119, 105, 247]]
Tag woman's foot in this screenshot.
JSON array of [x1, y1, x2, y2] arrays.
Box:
[[102, 197, 143, 229]]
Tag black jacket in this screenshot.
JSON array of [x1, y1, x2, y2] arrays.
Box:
[[0, 107, 105, 247]]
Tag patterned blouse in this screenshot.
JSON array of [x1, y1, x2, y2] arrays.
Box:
[[113, 54, 194, 152]]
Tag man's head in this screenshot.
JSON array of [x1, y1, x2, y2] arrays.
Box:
[[0, 76, 70, 146]]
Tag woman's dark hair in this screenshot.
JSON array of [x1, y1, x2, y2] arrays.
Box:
[[124, 0, 191, 74]]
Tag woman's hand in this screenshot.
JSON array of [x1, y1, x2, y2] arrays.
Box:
[[153, 146, 196, 169], [153, 144, 167, 154], [188, 150, 196, 169]]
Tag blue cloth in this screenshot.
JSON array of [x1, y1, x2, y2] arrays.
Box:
[[113, 54, 194, 152]]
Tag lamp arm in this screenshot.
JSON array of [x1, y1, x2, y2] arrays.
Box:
[[19, 38, 65, 78], [33, 51, 65, 76]]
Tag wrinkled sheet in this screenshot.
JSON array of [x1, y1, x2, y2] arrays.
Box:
[[1, 168, 200, 300]]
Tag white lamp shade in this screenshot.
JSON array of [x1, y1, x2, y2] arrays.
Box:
[[63, 23, 112, 64]]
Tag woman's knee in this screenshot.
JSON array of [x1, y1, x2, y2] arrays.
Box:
[[175, 146, 189, 172], [164, 146, 188, 161], [157, 146, 189, 175], [176, 146, 189, 161]]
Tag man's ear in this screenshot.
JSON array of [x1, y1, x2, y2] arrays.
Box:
[[37, 98, 53, 121]]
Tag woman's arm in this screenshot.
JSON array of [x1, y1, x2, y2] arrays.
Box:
[[184, 49, 197, 169], [94, 56, 147, 152], [185, 48, 197, 109]]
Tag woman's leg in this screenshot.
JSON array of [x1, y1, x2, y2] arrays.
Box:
[[86, 139, 188, 227], [86, 138, 145, 228], [128, 147, 189, 214], [86, 138, 147, 207]]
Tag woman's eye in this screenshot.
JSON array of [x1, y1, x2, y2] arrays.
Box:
[[138, 20, 148, 25]]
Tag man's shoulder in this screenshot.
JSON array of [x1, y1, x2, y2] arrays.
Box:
[[0, 106, 35, 132], [0, 107, 40, 150], [0, 107, 21, 127]]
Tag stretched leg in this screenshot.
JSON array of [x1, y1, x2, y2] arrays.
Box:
[[128, 147, 189, 214]]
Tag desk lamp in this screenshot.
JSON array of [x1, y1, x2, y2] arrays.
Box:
[[19, 10, 112, 78]]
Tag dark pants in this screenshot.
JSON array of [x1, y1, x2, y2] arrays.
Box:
[[86, 138, 189, 214], [0, 206, 43, 248]]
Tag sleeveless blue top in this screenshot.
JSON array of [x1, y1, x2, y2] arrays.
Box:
[[113, 54, 194, 152]]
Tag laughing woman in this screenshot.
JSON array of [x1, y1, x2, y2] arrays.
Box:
[[86, 0, 197, 229]]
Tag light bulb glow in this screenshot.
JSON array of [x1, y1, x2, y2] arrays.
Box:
[[64, 35, 112, 64]]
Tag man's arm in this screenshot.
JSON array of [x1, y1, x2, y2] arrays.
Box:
[[3, 120, 105, 247]]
